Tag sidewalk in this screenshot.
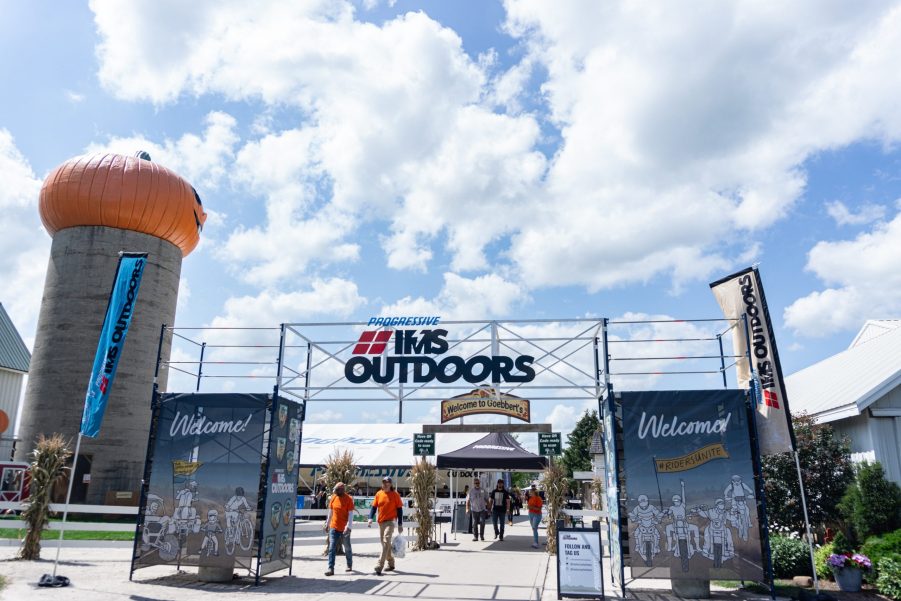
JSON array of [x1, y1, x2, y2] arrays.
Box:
[[0, 519, 791, 601], [0, 518, 549, 601]]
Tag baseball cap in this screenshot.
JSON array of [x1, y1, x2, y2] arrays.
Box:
[[382, 476, 393, 483]]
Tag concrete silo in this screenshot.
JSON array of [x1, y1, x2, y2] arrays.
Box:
[[16, 152, 205, 504]]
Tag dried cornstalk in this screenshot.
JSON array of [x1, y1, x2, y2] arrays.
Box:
[[19, 434, 72, 560], [543, 460, 569, 555], [410, 457, 436, 550]]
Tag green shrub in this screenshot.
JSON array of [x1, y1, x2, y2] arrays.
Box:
[[814, 542, 835, 580], [839, 462, 901, 541], [877, 556, 901, 600], [832, 531, 852, 554], [770, 535, 812, 578], [862, 530, 901, 575]]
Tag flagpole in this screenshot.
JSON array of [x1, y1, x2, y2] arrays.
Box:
[[794, 450, 819, 593], [52, 432, 82, 578]]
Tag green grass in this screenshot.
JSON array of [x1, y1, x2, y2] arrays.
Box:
[[0, 528, 134, 541], [713, 579, 803, 597], [0, 515, 136, 541]]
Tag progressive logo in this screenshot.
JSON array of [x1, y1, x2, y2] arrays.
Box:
[[345, 319, 535, 385]]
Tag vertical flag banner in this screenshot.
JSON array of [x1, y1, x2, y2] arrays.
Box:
[[709, 267, 794, 455], [81, 253, 147, 438]]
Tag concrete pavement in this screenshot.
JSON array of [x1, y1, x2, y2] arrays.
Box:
[[0, 518, 550, 601], [0, 518, 790, 601]]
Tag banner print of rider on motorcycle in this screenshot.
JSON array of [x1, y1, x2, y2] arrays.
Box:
[[620, 390, 764, 581]]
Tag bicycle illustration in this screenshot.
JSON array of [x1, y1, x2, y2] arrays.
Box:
[[225, 508, 255, 555]]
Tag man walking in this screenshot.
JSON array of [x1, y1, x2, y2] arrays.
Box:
[[368, 476, 404, 575], [324, 482, 354, 576], [465, 477, 489, 541], [489, 479, 511, 541]]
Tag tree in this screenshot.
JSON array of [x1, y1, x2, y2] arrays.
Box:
[[838, 461, 901, 542], [761, 414, 854, 537], [561, 410, 601, 478]]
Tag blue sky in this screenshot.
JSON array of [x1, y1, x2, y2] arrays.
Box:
[[2, 1, 901, 434]]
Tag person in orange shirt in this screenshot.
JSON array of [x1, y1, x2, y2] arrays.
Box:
[[367, 476, 404, 575], [527, 483, 544, 549], [324, 482, 354, 575]]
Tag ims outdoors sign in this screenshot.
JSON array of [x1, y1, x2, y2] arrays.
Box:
[[344, 317, 536, 385]]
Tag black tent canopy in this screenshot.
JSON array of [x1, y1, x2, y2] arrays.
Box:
[[436, 431, 548, 471]]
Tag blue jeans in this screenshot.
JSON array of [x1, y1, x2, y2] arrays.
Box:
[[529, 512, 541, 544], [327, 528, 352, 570], [492, 510, 506, 537]]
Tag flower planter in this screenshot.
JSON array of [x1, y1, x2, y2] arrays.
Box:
[[833, 566, 863, 592]]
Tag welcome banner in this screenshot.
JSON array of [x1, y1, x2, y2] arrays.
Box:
[[132, 393, 268, 573], [709, 266, 794, 455], [81, 252, 147, 438], [621, 390, 764, 581], [440, 388, 530, 423]]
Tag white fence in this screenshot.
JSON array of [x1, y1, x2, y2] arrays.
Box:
[[0, 502, 609, 542]]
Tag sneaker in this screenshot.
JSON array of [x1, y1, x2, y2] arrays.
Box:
[[325, 569, 334, 576], [480, 537, 485, 541], [472, 537, 479, 541], [531, 543, 539, 549], [385, 565, 395, 572], [345, 567, 353, 572], [374, 567, 383, 575]]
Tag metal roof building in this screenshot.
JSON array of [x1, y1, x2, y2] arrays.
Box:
[[785, 320, 901, 484], [0, 303, 30, 460]]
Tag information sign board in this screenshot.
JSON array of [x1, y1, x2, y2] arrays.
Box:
[[539, 432, 562, 455], [556, 521, 604, 599], [413, 433, 435, 456]]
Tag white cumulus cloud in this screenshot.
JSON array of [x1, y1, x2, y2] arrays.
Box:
[[0, 130, 48, 346], [785, 210, 901, 336]]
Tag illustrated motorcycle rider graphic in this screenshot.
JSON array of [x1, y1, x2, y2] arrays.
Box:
[[663, 480, 700, 572], [140, 493, 177, 560], [629, 494, 663, 566], [694, 499, 735, 568], [723, 474, 754, 542], [173, 481, 201, 535], [200, 509, 223, 557]]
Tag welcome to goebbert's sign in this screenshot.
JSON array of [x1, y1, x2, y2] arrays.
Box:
[[345, 316, 536, 385], [441, 388, 531, 423]]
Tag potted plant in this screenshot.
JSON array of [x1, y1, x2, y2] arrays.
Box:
[[827, 553, 872, 592]]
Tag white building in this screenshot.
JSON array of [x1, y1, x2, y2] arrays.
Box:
[[785, 320, 901, 485], [0, 303, 30, 460]]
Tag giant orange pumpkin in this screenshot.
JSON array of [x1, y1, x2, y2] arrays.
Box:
[[39, 152, 206, 256]]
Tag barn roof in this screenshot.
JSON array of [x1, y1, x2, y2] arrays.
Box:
[[785, 320, 901, 423], [0, 303, 30, 373]]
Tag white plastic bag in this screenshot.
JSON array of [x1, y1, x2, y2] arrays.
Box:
[[392, 533, 407, 558]]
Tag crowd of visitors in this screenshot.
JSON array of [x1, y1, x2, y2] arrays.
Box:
[[464, 478, 545, 548], [323, 474, 547, 576]]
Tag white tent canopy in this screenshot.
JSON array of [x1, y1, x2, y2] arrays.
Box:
[[299, 423, 483, 467]]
